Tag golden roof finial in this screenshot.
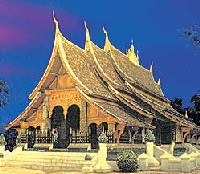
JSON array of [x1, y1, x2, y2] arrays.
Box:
[[126, 39, 139, 66], [103, 27, 111, 52], [149, 62, 153, 73], [157, 78, 161, 86], [53, 11, 59, 33], [136, 50, 139, 58], [84, 21, 91, 52], [185, 110, 188, 119]]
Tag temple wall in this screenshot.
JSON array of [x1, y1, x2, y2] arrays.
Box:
[[46, 88, 81, 117], [20, 105, 43, 131], [176, 125, 183, 143]]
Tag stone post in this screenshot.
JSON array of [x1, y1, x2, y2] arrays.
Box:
[[138, 153, 148, 170], [93, 143, 112, 173], [160, 153, 170, 171], [196, 153, 200, 167], [146, 142, 154, 157], [180, 153, 192, 173], [169, 141, 175, 155]]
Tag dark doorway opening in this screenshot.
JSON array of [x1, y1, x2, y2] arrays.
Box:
[[89, 123, 98, 149], [152, 119, 174, 145], [66, 104, 80, 146], [27, 126, 36, 148], [51, 106, 66, 148]]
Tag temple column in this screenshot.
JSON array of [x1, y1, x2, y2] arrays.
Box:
[[80, 99, 87, 135], [41, 95, 50, 136], [116, 124, 124, 144], [175, 125, 182, 143], [142, 127, 145, 143], [108, 123, 115, 143]]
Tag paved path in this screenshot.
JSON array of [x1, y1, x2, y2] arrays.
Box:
[[1, 167, 200, 174]]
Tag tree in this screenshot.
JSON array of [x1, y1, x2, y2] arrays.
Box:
[[188, 91, 200, 125], [170, 98, 184, 114], [0, 80, 9, 108], [180, 25, 200, 49]]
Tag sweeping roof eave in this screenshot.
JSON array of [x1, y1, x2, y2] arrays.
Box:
[[6, 92, 44, 130], [76, 87, 154, 128], [109, 45, 169, 101]]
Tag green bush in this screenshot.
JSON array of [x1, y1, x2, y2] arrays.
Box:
[[85, 154, 92, 161], [144, 130, 155, 142], [98, 132, 108, 143], [116, 150, 138, 172]]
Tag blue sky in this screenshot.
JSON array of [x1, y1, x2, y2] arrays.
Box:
[[0, 0, 200, 131]]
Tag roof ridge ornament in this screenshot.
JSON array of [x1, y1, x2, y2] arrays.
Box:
[[149, 62, 153, 73], [103, 27, 111, 53], [126, 39, 139, 66], [84, 21, 91, 52], [53, 11, 60, 34], [185, 110, 188, 119], [157, 78, 161, 86]]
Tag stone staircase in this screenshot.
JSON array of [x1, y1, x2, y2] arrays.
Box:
[[2, 149, 97, 171]]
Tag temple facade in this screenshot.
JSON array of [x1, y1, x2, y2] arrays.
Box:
[[6, 17, 196, 148]]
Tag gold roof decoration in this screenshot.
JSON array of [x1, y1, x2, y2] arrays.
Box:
[[185, 110, 188, 119], [53, 11, 59, 34], [103, 27, 111, 53], [149, 62, 153, 73], [126, 40, 139, 66], [157, 78, 161, 87], [84, 21, 91, 52]]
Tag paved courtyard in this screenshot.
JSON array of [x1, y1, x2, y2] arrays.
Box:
[[1, 166, 200, 174]]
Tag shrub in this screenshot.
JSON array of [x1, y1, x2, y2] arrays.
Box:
[[98, 132, 108, 143], [85, 154, 92, 161], [0, 134, 5, 146], [116, 150, 138, 172], [144, 130, 155, 142]]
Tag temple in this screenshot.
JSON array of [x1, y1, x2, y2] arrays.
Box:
[[6, 16, 196, 149]]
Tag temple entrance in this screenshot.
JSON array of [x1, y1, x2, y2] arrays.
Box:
[[27, 126, 36, 148], [89, 123, 98, 149], [51, 106, 66, 148], [152, 119, 174, 144], [66, 104, 80, 147], [99, 122, 108, 134]]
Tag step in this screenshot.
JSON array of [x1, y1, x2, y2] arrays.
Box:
[[4, 159, 91, 171], [148, 166, 161, 171], [3, 150, 96, 171]]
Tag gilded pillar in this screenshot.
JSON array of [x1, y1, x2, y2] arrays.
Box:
[[175, 125, 182, 143], [80, 98, 87, 135], [41, 95, 50, 136], [108, 123, 115, 133]]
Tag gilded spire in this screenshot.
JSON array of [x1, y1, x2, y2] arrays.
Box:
[[53, 11, 59, 33], [126, 40, 139, 66], [185, 110, 188, 119], [157, 78, 161, 86], [84, 21, 91, 52], [136, 50, 139, 59], [149, 62, 153, 73], [103, 27, 111, 52]]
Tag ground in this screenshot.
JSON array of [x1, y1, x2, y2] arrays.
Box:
[[1, 167, 200, 174]]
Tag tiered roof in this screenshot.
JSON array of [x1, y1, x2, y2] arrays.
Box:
[[6, 16, 195, 130]]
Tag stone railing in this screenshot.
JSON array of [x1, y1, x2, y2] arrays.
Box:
[[160, 152, 197, 173], [138, 142, 200, 173]]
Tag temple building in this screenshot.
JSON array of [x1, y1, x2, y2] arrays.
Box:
[[6, 17, 196, 148]]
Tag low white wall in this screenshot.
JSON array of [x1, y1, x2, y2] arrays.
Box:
[[154, 146, 167, 162], [160, 152, 198, 173]]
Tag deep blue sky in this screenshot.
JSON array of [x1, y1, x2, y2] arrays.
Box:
[[0, 0, 200, 131]]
